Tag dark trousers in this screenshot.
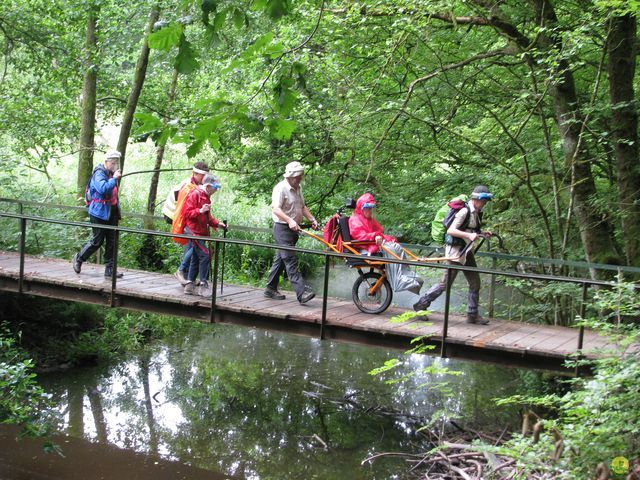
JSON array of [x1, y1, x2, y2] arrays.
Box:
[[78, 213, 118, 269], [418, 251, 481, 315], [266, 222, 306, 299], [187, 239, 210, 284]]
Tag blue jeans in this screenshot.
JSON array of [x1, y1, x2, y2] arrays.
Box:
[[187, 239, 210, 284], [178, 242, 193, 273]]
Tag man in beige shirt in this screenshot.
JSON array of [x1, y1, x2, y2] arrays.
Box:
[[265, 161, 319, 304], [413, 185, 493, 324]]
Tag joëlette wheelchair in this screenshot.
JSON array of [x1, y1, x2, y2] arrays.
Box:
[[302, 200, 478, 315]]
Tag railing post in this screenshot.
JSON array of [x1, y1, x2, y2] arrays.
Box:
[[320, 254, 331, 340], [576, 282, 588, 350], [488, 255, 497, 318], [210, 239, 219, 323], [441, 267, 452, 357], [18, 217, 26, 294], [109, 228, 119, 307], [575, 282, 588, 376]]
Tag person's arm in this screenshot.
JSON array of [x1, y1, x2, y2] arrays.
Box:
[[183, 192, 202, 220], [93, 169, 117, 195], [302, 205, 319, 230], [349, 216, 379, 242], [447, 208, 478, 243]]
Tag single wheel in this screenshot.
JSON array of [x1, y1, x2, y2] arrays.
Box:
[[352, 271, 393, 314]]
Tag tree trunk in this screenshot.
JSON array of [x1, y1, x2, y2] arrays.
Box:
[[535, 0, 620, 275], [145, 68, 179, 227], [116, 5, 160, 174], [76, 6, 98, 205], [608, 14, 640, 267]]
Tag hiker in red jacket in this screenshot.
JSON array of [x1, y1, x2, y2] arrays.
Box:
[[182, 174, 226, 296]]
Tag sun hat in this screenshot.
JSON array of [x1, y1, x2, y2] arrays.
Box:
[[284, 161, 305, 178]]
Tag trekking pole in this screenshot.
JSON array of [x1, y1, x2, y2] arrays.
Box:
[[220, 220, 228, 294]]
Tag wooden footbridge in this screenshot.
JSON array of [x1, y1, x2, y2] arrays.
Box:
[[0, 250, 627, 373], [0, 203, 636, 374]]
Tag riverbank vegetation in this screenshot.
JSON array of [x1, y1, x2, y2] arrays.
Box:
[[369, 282, 640, 479]]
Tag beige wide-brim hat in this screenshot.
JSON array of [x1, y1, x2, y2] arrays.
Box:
[[284, 161, 304, 178]]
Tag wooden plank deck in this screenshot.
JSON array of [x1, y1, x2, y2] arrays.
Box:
[[0, 251, 631, 372]]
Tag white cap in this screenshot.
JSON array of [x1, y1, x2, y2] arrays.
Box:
[[284, 161, 304, 178], [105, 151, 122, 160]]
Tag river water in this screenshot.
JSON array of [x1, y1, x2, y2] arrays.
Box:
[[20, 321, 534, 480]]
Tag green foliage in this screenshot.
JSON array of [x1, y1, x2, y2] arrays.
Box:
[[0, 324, 52, 437], [489, 282, 640, 478]]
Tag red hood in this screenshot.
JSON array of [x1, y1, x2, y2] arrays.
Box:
[[354, 193, 376, 215]]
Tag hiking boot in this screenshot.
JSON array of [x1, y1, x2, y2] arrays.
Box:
[[174, 269, 188, 286], [466, 313, 489, 325], [104, 268, 123, 279], [72, 253, 82, 274], [413, 298, 431, 312], [299, 287, 315, 305], [184, 282, 195, 295], [264, 288, 285, 300], [198, 281, 212, 298]]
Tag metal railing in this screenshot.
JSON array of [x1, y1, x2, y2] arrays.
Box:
[[0, 204, 632, 367]]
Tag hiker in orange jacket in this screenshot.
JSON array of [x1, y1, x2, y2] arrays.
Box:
[[163, 161, 210, 285]]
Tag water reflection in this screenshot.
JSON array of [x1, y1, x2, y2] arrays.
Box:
[[41, 325, 525, 479]]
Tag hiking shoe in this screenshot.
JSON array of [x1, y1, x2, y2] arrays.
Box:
[[264, 288, 285, 300], [299, 287, 315, 305], [72, 253, 82, 274], [104, 268, 123, 278], [466, 314, 489, 325], [184, 282, 195, 295], [174, 269, 189, 286], [198, 281, 212, 298], [413, 298, 431, 312]]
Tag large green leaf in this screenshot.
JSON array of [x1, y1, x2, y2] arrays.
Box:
[[174, 35, 200, 74], [266, 118, 296, 140], [193, 116, 222, 140], [186, 138, 205, 158], [148, 23, 183, 51], [134, 113, 163, 133]]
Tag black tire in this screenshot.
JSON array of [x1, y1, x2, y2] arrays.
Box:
[[352, 271, 393, 314]]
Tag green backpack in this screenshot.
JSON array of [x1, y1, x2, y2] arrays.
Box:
[[431, 194, 468, 244]]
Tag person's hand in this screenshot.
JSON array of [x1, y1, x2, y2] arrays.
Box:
[[482, 231, 492, 238], [288, 219, 300, 232], [468, 232, 479, 242], [113, 170, 122, 180], [200, 203, 211, 213], [375, 235, 383, 246], [311, 219, 319, 231], [218, 222, 227, 230]]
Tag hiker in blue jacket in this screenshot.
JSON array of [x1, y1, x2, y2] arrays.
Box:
[[413, 185, 493, 324], [72, 151, 123, 278]]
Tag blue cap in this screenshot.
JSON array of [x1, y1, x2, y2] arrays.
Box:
[[211, 183, 221, 190], [362, 202, 376, 209], [471, 192, 493, 201]]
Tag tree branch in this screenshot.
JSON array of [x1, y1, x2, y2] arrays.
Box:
[[366, 48, 508, 182]]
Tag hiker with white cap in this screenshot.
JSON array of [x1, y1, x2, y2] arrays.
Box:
[[72, 150, 123, 278], [264, 161, 319, 304], [162, 161, 210, 285]]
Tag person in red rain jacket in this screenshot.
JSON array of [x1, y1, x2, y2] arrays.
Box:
[[348, 193, 397, 255], [348, 193, 423, 295], [182, 174, 226, 296]]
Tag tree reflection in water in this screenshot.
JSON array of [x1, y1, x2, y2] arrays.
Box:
[[41, 325, 526, 479]]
